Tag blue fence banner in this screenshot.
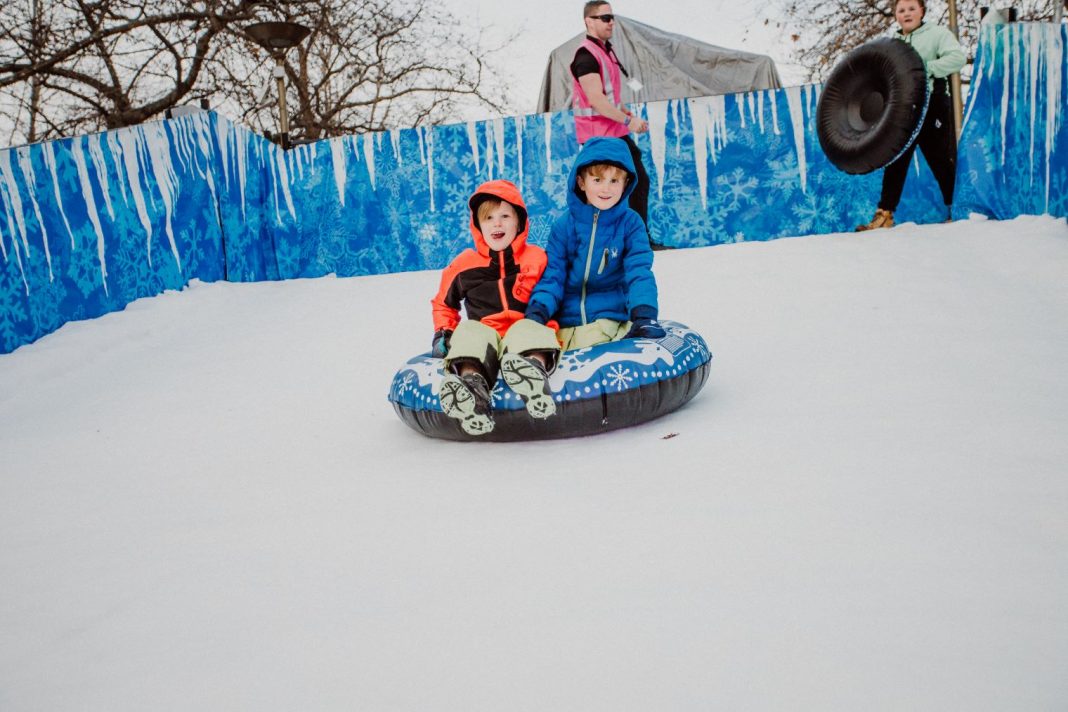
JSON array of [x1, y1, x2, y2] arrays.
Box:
[[1, 22, 1064, 353]]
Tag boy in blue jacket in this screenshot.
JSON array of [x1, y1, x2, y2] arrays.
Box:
[[519, 136, 665, 363]]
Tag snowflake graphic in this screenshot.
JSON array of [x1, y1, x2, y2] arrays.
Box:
[[606, 363, 634, 391], [399, 371, 416, 395], [715, 167, 759, 210], [418, 223, 438, 243], [686, 335, 710, 361], [791, 192, 828, 235]]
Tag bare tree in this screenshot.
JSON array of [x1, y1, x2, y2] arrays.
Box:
[[0, 0, 269, 143], [213, 0, 513, 141], [767, 0, 1057, 81], [0, 0, 513, 146]]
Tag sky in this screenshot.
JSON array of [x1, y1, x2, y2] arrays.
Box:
[[2, 214, 1067, 709], [449, 0, 806, 116]]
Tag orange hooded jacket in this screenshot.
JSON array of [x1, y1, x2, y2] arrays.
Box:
[[431, 180, 548, 337]]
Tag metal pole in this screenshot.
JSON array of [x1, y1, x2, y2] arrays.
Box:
[[947, 0, 964, 141], [273, 56, 290, 147]]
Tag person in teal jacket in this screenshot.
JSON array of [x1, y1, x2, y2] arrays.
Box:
[[857, 0, 966, 230], [522, 136, 663, 350]]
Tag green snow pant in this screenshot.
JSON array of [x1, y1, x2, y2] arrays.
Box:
[[557, 319, 631, 351], [445, 319, 561, 381]]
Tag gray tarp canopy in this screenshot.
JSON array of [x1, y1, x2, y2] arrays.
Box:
[[537, 16, 782, 113]]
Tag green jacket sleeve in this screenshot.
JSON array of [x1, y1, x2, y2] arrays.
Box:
[[924, 26, 966, 79]]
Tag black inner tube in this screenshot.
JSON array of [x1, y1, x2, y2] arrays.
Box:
[[816, 38, 929, 175], [850, 90, 886, 131]]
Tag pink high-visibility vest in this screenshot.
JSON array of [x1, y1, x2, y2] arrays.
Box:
[[572, 38, 630, 144]]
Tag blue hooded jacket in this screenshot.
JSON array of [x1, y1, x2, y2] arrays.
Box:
[[528, 137, 658, 328]]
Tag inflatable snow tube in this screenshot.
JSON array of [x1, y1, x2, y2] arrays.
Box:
[[816, 38, 930, 175], [388, 321, 711, 442]]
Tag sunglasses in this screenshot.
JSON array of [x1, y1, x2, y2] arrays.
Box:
[[589, 13, 615, 22]]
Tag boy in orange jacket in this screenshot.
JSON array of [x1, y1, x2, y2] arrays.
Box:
[[430, 180, 560, 436]]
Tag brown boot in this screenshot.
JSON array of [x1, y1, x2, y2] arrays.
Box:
[[856, 208, 894, 232]]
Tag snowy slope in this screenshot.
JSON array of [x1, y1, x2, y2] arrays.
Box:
[[2, 216, 1067, 710]]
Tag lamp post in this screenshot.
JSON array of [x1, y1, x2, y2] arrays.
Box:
[[244, 21, 311, 148]]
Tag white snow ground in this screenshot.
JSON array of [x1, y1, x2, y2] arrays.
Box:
[[2, 215, 1067, 711]]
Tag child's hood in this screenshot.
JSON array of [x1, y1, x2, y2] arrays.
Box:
[[468, 179, 530, 257], [567, 137, 638, 213]]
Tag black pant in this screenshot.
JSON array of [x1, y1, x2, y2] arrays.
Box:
[[621, 134, 650, 228], [879, 86, 957, 212]]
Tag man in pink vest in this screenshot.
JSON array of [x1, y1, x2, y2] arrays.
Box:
[[571, 1, 660, 247]]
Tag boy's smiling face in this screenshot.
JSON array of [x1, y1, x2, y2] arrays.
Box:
[[894, 0, 924, 34], [577, 165, 628, 211], [479, 200, 520, 252]]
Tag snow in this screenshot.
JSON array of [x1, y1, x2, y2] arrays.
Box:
[[2, 215, 1068, 710]]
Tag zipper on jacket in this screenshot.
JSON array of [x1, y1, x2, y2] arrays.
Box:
[[496, 251, 508, 313], [580, 211, 600, 325]]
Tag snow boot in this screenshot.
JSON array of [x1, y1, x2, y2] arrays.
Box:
[[500, 353, 556, 419], [439, 372, 495, 436], [855, 208, 894, 231]]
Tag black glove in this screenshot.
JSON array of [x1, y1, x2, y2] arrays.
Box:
[[431, 329, 452, 358], [524, 302, 550, 325], [625, 306, 666, 339]]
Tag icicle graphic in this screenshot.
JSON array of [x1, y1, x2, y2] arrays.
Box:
[[417, 125, 427, 165], [362, 133, 377, 190], [169, 117, 193, 170], [266, 143, 283, 226], [141, 122, 183, 272], [290, 143, 306, 181], [757, 91, 765, 134], [87, 134, 116, 220], [192, 115, 219, 210], [0, 151, 30, 257], [236, 128, 249, 219], [426, 129, 436, 212], [1044, 23, 1064, 213], [514, 115, 525, 193], [493, 118, 506, 179], [16, 146, 53, 281], [274, 143, 297, 220], [105, 130, 130, 206], [484, 121, 495, 179], [687, 96, 728, 209], [1028, 25, 1040, 184], [71, 136, 109, 295], [645, 100, 669, 199], [0, 170, 14, 261], [41, 143, 76, 249], [216, 114, 232, 188], [784, 86, 808, 193], [115, 128, 155, 263], [1001, 26, 1014, 165], [671, 100, 681, 155], [330, 137, 347, 207], [0, 194, 29, 293], [770, 89, 781, 135], [736, 93, 747, 129], [0, 200, 8, 261], [390, 129, 404, 165], [143, 121, 184, 270], [466, 122, 481, 174]]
